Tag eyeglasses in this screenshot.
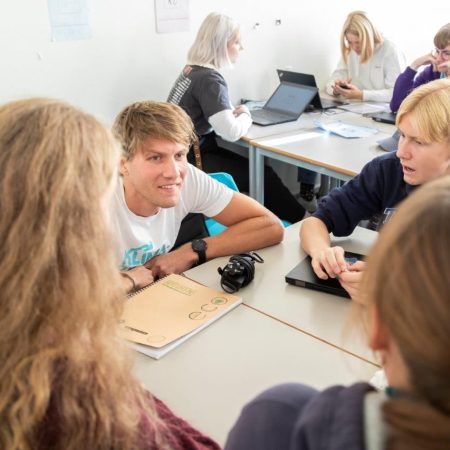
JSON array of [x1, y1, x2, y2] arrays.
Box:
[[432, 48, 450, 60]]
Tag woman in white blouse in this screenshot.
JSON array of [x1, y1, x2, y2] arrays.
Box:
[[326, 11, 405, 103]]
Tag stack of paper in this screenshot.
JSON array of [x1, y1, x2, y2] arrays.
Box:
[[315, 120, 379, 139]]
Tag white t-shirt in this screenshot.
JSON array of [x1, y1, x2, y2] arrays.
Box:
[[110, 164, 233, 269]]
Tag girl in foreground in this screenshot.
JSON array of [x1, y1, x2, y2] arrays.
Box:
[[226, 175, 450, 449], [0, 98, 219, 449]]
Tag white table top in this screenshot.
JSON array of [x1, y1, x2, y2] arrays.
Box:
[[186, 222, 379, 363], [248, 112, 395, 177], [133, 304, 378, 445], [243, 108, 395, 141]]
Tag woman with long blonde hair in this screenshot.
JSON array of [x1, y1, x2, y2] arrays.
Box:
[[0, 98, 219, 449], [167, 12, 306, 224], [225, 175, 450, 450], [326, 11, 405, 102]]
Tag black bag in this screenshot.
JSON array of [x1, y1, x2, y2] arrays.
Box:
[[172, 213, 209, 250]]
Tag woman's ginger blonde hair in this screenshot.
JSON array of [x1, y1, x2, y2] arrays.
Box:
[[340, 11, 384, 64], [362, 175, 450, 449], [0, 98, 165, 449], [396, 78, 450, 145]]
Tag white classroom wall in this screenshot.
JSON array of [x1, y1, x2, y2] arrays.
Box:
[[0, 0, 448, 125]]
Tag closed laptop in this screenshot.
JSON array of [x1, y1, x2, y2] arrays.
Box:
[[285, 251, 364, 299], [371, 111, 397, 125]]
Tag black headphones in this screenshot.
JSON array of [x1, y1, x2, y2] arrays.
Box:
[[217, 252, 264, 293]]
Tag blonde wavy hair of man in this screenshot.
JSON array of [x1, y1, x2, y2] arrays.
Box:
[[187, 12, 240, 69], [361, 175, 450, 450], [340, 11, 384, 64], [396, 78, 450, 143], [113, 100, 200, 161], [0, 98, 166, 449]]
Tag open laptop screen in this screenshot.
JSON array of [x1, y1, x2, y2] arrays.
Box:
[[265, 82, 317, 116]]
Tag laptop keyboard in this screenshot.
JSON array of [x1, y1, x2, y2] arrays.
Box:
[[251, 109, 293, 121]]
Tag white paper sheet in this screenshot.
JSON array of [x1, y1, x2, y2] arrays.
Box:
[[47, 0, 92, 42]]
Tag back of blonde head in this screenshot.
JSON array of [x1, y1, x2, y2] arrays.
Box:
[[187, 12, 240, 68], [396, 78, 450, 144], [0, 99, 163, 449], [340, 11, 383, 63], [362, 176, 450, 449]]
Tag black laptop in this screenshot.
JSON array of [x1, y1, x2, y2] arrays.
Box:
[[371, 111, 397, 125], [250, 82, 318, 126], [277, 69, 349, 110], [285, 251, 364, 299]]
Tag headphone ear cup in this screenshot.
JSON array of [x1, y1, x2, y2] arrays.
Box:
[[239, 257, 255, 285]]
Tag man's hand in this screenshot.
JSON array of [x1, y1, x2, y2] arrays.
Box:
[[145, 244, 198, 279], [338, 260, 366, 303], [310, 246, 348, 279], [437, 60, 450, 77], [410, 52, 436, 71], [122, 265, 154, 293]]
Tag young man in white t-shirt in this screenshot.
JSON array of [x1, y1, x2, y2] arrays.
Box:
[[111, 101, 284, 292]]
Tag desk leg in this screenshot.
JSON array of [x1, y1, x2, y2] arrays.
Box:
[[254, 148, 265, 204], [249, 144, 256, 199], [248, 145, 264, 204]]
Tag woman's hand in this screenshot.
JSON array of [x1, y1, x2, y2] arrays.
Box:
[[338, 260, 366, 302], [333, 80, 362, 100], [233, 105, 250, 117], [310, 246, 348, 279]]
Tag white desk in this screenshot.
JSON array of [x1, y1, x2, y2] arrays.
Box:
[[133, 305, 377, 446], [186, 222, 378, 364], [248, 112, 395, 203]]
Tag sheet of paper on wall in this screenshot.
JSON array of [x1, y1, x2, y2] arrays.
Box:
[[47, 0, 92, 42], [315, 120, 379, 139], [155, 0, 190, 33]]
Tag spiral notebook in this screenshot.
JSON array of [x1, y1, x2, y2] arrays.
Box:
[[118, 274, 242, 359]]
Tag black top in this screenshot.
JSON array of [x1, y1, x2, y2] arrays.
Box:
[[225, 382, 374, 450], [168, 65, 231, 137]]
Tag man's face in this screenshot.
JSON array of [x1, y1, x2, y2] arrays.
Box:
[[120, 137, 189, 216], [396, 114, 450, 186]]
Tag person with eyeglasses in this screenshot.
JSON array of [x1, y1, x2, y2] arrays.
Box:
[[390, 22, 450, 112]]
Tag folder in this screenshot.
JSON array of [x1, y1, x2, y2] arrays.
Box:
[[118, 274, 242, 359]]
